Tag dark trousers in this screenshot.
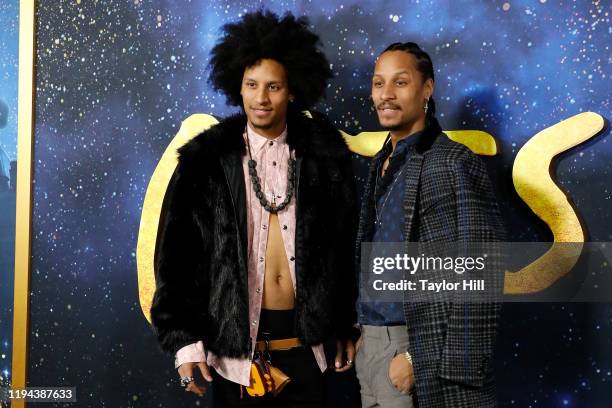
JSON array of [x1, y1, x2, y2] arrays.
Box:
[[212, 309, 324, 408]]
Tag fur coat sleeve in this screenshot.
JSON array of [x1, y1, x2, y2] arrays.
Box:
[[150, 161, 209, 355]]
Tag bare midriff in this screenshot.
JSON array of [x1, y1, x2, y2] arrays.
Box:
[[262, 213, 295, 310]]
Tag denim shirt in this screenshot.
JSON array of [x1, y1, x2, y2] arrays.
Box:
[[357, 129, 425, 326]]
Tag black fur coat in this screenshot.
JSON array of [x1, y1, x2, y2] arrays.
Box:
[[151, 108, 358, 358]]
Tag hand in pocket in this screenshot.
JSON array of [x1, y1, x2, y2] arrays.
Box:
[[388, 353, 415, 394]]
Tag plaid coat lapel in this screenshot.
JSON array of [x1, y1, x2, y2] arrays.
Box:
[[400, 149, 424, 242]]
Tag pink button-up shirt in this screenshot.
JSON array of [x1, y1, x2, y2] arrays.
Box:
[[175, 124, 327, 386]]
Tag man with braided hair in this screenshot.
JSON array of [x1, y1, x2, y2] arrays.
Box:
[[354, 42, 505, 407], [150, 10, 358, 407]]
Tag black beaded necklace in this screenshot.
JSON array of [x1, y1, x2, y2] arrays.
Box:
[[245, 127, 296, 214]]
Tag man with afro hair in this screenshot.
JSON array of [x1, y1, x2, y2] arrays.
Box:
[[151, 10, 358, 407]]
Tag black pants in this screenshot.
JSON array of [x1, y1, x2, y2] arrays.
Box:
[[212, 309, 324, 408]]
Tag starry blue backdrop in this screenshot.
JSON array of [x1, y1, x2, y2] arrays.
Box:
[[0, 0, 19, 159], [22, 0, 612, 407]]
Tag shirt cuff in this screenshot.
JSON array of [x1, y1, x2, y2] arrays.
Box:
[[174, 341, 206, 369]]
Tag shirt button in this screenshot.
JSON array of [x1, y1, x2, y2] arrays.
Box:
[[252, 320, 257, 326], [256, 288, 261, 294], [283, 225, 287, 230], [269, 141, 274, 146], [290, 256, 295, 261], [259, 257, 264, 262], [272, 161, 277, 166], [262, 225, 267, 230]]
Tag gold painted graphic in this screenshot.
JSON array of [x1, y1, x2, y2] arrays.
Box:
[[341, 129, 498, 156], [137, 114, 219, 322], [137, 112, 604, 321], [506, 112, 604, 293]]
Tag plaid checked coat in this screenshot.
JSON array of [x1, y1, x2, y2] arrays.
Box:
[[356, 118, 506, 408]]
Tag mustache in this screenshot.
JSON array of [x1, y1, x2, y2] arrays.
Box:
[[376, 103, 401, 110]]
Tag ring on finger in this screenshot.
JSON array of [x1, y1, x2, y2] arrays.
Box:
[[180, 376, 195, 387]]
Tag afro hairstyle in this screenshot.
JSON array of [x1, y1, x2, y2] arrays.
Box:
[[208, 10, 333, 111]]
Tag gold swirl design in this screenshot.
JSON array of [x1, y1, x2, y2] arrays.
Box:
[[506, 112, 604, 294]]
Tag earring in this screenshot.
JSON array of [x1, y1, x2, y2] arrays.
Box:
[[289, 96, 295, 103], [424, 98, 429, 114]]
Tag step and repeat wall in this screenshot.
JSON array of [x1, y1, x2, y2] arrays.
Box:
[[8, 0, 612, 406]]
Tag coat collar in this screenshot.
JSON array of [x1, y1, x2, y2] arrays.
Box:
[[177, 107, 348, 165], [372, 117, 445, 164], [416, 117, 445, 155]]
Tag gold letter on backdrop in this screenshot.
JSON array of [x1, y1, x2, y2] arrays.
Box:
[[506, 112, 604, 293]]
